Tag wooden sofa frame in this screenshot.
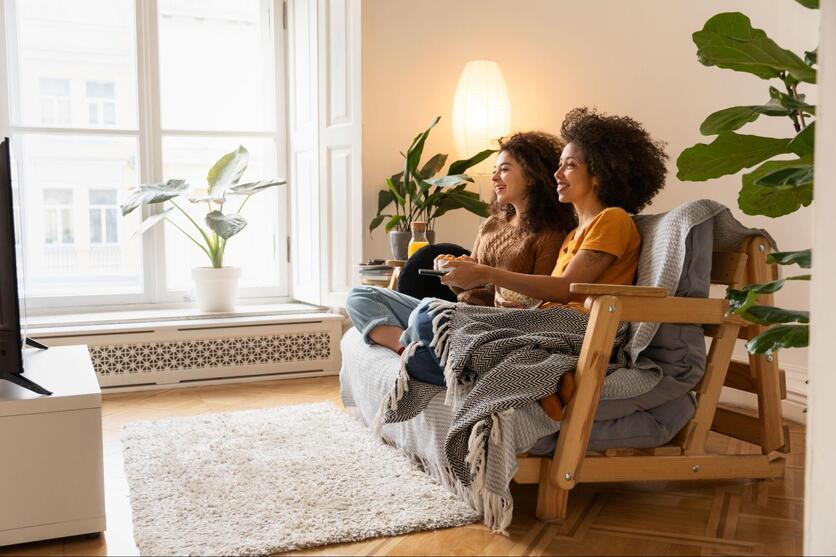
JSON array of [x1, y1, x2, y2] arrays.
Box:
[[514, 236, 790, 522]]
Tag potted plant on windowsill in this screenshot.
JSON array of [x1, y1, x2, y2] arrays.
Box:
[[121, 146, 286, 312], [369, 116, 494, 260]]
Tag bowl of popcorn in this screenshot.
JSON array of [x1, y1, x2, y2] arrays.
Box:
[[496, 287, 542, 309]]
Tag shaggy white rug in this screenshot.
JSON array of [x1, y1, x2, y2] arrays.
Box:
[[121, 401, 478, 556]]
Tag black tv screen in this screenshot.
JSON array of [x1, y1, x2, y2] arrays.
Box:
[[0, 137, 23, 377]]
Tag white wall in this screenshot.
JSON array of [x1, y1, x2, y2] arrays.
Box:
[[361, 0, 818, 379], [805, 2, 836, 553]]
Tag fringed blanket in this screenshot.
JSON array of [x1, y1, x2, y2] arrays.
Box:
[[375, 301, 628, 533]]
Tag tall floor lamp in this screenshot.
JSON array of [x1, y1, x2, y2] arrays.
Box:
[[452, 60, 511, 204]]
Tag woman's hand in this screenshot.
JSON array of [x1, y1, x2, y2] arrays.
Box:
[[434, 254, 476, 266], [441, 260, 492, 290]]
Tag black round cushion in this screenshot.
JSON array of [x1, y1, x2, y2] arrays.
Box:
[[396, 242, 470, 302]]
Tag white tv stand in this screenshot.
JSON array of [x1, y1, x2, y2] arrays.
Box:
[[0, 345, 106, 546]]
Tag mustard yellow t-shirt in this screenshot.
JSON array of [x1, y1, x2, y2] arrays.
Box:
[[543, 207, 641, 307]]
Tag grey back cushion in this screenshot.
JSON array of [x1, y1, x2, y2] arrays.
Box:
[[594, 219, 712, 421]]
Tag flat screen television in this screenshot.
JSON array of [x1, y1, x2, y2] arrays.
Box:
[[0, 137, 51, 395]]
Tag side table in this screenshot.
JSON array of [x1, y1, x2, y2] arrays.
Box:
[[0, 345, 105, 546]]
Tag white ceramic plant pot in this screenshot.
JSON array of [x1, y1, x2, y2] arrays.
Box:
[[191, 266, 241, 313]]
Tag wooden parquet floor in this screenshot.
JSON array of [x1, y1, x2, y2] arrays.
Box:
[[0, 376, 804, 556]]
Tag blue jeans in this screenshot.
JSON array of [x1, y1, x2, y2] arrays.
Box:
[[345, 286, 445, 385]]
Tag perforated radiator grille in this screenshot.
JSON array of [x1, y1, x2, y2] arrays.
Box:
[[89, 332, 332, 376]]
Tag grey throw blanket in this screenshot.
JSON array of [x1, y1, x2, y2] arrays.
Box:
[[363, 199, 774, 534], [375, 301, 628, 533]]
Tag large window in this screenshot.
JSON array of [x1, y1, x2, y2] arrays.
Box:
[[3, 0, 287, 308]]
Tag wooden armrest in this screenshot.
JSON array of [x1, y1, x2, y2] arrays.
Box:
[[584, 295, 735, 325], [570, 283, 667, 297]]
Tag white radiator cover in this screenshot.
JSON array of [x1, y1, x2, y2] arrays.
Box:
[[29, 313, 344, 389]]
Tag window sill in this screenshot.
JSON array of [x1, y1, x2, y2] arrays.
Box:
[[25, 302, 337, 336]]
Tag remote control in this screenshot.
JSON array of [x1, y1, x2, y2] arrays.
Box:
[[418, 268, 451, 277]]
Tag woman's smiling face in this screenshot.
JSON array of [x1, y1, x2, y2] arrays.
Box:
[[554, 142, 598, 205], [492, 150, 529, 206]]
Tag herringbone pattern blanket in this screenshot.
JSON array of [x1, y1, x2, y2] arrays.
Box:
[[376, 302, 628, 532]]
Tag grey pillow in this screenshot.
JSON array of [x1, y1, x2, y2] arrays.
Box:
[[594, 219, 712, 421]]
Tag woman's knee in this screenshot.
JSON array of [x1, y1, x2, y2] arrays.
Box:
[[345, 286, 382, 322]]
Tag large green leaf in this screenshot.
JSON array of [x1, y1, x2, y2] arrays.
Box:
[[131, 208, 173, 238], [746, 324, 809, 354], [699, 101, 789, 135], [795, 0, 818, 8], [419, 153, 447, 180], [693, 13, 816, 83], [805, 48, 817, 66], [205, 210, 247, 240], [377, 190, 395, 213], [121, 179, 188, 215], [369, 214, 387, 233], [228, 178, 286, 195], [405, 116, 441, 181], [767, 249, 811, 269], [444, 191, 490, 216], [384, 214, 405, 232], [788, 122, 815, 157], [676, 132, 791, 181], [423, 174, 473, 189], [769, 87, 815, 114], [741, 305, 809, 325], [727, 274, 810, 313], [754, 159, 813, 189], [385, 177, 405, 206], [448, 149, 497, 175], [739, 158, 813, 217], [207, 146, 249, 196]]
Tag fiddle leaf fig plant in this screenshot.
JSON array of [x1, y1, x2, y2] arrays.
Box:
[[676, 3, 817, 355], [370, 116, 494, 234], [121, 145, 286, 268]]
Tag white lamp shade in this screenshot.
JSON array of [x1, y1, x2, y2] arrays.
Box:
[[452, 60, 511, 172]]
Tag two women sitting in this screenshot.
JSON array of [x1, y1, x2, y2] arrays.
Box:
[[346, 107, 668, 416]]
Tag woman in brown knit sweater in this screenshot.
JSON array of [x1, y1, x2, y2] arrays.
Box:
[[452, 132, 576, 307], [345, 131, 576, 359]]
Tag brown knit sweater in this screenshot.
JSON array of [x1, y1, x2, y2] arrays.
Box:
[[453, 215, 565, 306]]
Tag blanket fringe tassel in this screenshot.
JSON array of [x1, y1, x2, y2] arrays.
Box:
[[399, 446, 513, 536], [426, 300, 463, 406], [372, 341, 421, 438]]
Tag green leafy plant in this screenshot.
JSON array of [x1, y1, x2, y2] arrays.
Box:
[[370, 116, 494, 234], [121, 146, 286, 268], [676, 1, 817, 354]]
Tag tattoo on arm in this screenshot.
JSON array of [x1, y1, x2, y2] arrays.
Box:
[[580, 250, 608, 263]]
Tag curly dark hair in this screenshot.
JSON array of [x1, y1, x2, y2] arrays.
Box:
[[560, 107, 668, 214], [491, 131, 577, 233]]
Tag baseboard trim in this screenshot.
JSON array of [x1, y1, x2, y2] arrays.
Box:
[[99, 368, 340, 394]]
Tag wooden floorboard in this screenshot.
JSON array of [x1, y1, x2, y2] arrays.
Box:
[[0, 377, 805, 556]]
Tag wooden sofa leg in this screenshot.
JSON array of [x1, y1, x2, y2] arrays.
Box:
[[536, 462, 569, 522]]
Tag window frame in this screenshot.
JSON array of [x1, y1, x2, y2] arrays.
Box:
[[1, 0, 290, 314]]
